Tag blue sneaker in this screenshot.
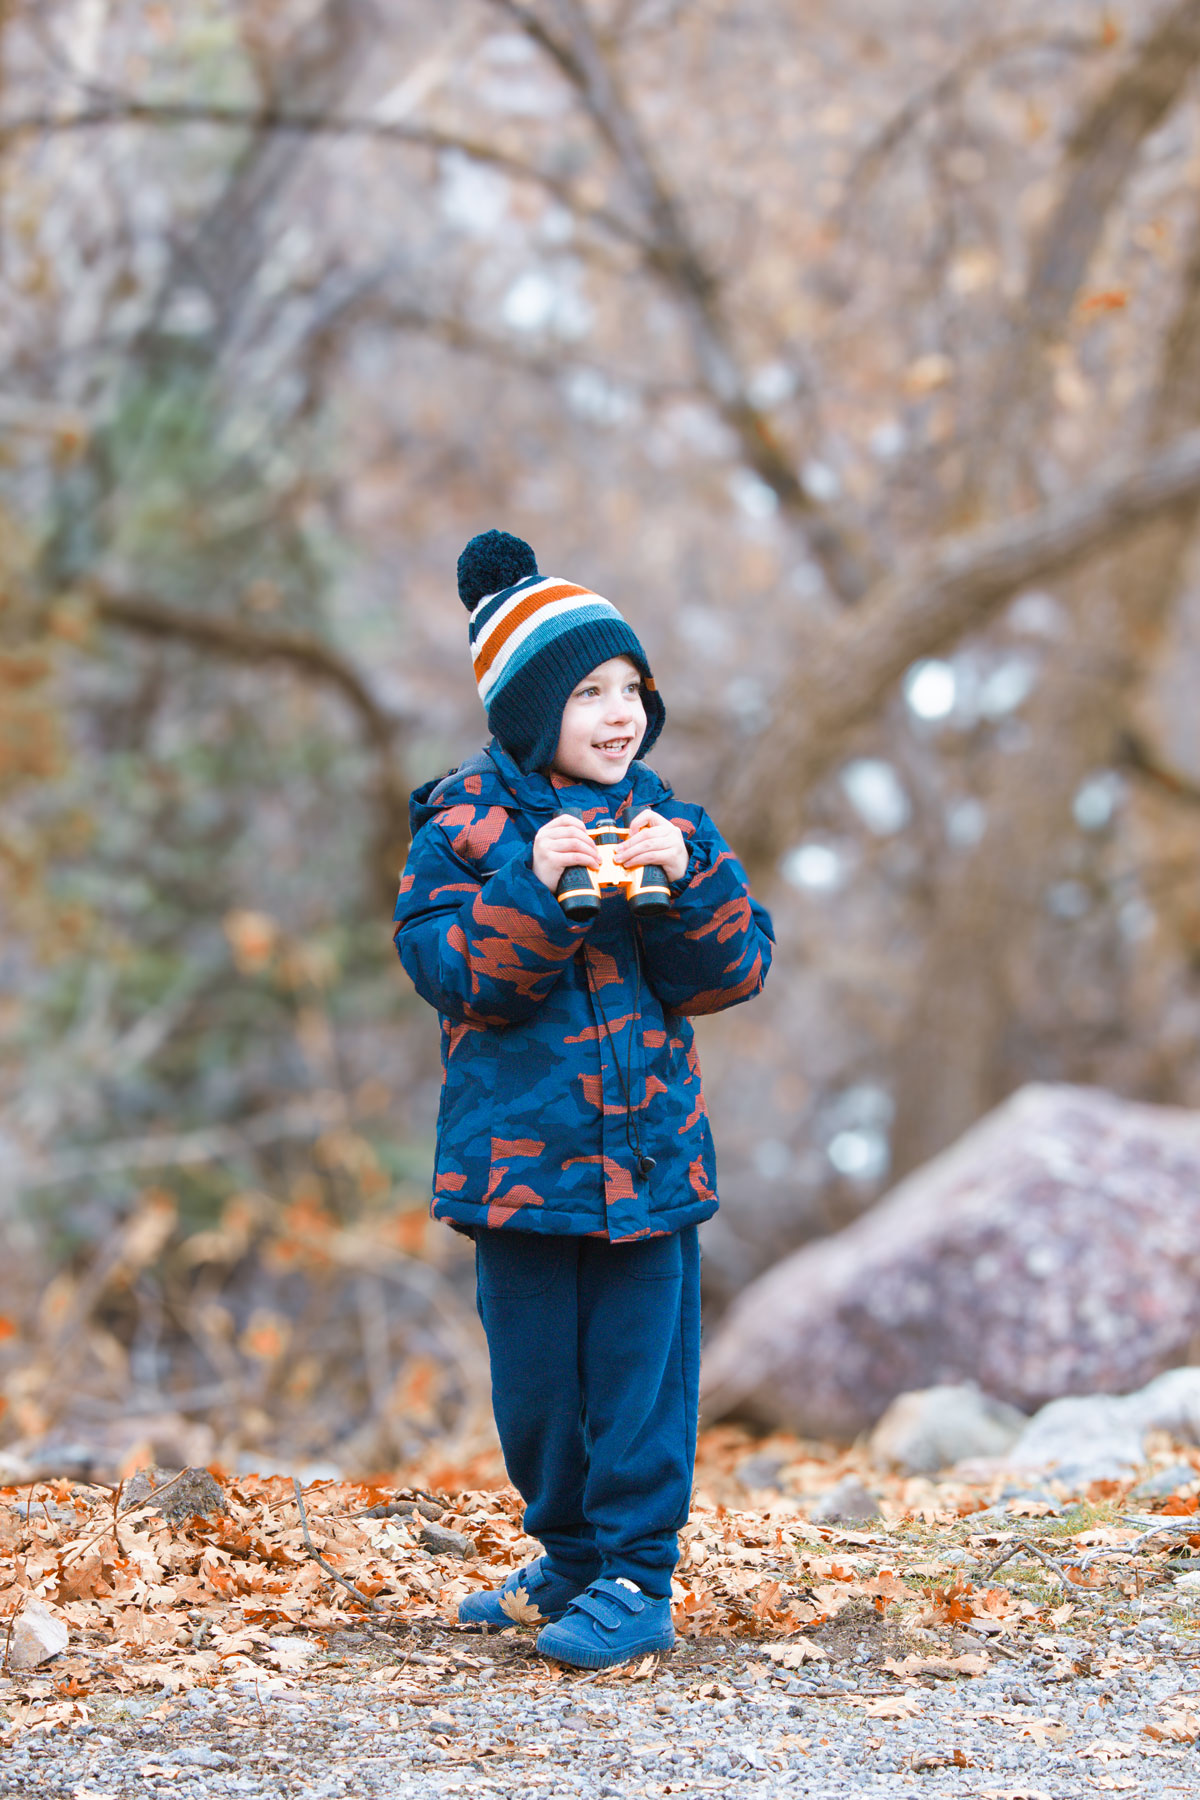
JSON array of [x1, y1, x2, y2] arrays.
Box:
[[535, 1577, 675, 1668], [456, 1557, 592, 1628]]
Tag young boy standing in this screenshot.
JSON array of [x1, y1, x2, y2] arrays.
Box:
[[393, 530, 774, 1668]]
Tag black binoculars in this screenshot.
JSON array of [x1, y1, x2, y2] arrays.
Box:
[[555, 812, 671, 920]]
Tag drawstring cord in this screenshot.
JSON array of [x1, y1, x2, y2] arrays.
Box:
[[583, 933, 656, 1181]]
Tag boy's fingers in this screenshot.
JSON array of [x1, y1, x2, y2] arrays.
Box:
[[621, 844, 665, 866]]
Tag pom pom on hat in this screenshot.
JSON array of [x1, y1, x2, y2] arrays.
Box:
[[457, 529, 538, 610]]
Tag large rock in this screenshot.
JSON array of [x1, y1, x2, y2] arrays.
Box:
[[1003, 1366, 1200, 1485], [701, 1085, 1200, 1439], [869, 1384, 1027, 1474]]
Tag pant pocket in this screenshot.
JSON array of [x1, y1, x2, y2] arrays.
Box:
[[618, 1231, 683, 1283], [475, 1229, 569, 1298]]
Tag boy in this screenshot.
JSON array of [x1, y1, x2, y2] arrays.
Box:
[[393, 530, 774, 1668]]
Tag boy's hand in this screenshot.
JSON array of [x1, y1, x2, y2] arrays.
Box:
[[532, 813, 602, 892], [615, 810, 689, 883]]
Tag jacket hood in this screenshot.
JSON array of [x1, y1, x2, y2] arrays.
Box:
[[408, 740, 673, 838]]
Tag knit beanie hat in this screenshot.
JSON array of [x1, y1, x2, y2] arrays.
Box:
[[456, 529, 666, 775]]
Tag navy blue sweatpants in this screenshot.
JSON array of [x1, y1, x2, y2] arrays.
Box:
[[473, 1227, 700, 1599]]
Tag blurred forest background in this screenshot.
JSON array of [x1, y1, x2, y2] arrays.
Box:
[[4, 0, 1200, 1480]]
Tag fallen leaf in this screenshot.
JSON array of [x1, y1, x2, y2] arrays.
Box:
[[758, 1636, 828, 1668], [883, 1653, 989, 1679], [853, 1692, 924, 1720], [1075, 1737, 1135, 1760], [497, 1585, 544, 1626], [912, 1748, 972, 1771], [1144, 1712, 1200, 1744], [1023, 1720, 1070, 1746], [979, 1790, 1053, 1800]]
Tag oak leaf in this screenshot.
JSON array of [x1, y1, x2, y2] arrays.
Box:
[[1144, 1712, 1200, 1743], [498, 1585, 545, 1625], [759, 1636, 828, 1667]]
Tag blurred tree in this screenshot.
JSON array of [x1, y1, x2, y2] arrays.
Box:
[[4, 0, 1200, 1327]]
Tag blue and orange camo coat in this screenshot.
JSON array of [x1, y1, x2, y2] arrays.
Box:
[[393, 741, 775, 1243]]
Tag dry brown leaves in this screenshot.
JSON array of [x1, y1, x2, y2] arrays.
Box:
[[2, 1426, 1196, 1745]]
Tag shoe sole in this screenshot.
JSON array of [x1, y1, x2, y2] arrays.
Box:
[[536, 1629, 675, 1669]]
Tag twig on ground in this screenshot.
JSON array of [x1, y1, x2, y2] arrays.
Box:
[[1060, 1516, 1200, 1575], [1116, 1515, 1200, 1549], [292, 1477, 380, 1612], [985, 1539, 1106, 1599]]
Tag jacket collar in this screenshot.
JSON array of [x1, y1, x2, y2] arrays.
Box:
[[409, 740, 672, 835]]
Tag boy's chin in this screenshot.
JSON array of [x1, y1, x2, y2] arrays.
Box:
[[551, 748, 634, 784], [553, 757, 630, 785]]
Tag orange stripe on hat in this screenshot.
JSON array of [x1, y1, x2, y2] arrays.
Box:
[[471, 582, 593, 686]]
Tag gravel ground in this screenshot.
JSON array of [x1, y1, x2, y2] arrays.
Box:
[[6, 1614, 1199, 1798]]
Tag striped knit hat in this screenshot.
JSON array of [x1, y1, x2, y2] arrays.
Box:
[[457, 529, 665, 775]]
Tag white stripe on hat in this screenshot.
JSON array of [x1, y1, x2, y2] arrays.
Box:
[[469, 574, 568, 650], [475, 594, 622, 705]]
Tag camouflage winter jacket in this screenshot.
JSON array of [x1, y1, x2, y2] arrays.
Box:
[[393, 742, 774, 1242]]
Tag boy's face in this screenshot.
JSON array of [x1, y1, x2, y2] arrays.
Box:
[[549, 656, 647, 785]]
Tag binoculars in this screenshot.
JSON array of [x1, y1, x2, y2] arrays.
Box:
[[556, 814, 671, 919]]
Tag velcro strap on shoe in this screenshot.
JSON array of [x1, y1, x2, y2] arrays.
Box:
[[503, 1561, 541, 1595], [567, 1579, 647, 1632]]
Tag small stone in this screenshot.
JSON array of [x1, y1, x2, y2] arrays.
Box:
[[122, 1465, 227, 1522], [807, 1476, 881, 1524], [419, 1519, 477, 1558], [870, 1383, 1026, 1475], [173, 1746, 234, 1768], [735, 1452, 790, 1492], [1129, 1461, 1197, 1501], [428, 1710, 459, 1732], [9, 1599, 68, 1671], [360, 1497, 444, 1521]]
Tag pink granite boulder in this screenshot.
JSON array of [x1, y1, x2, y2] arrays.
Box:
[[701, 1084, 1200, 1439]]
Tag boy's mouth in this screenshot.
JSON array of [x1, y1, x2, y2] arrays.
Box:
[[594, 737, 633, 758]]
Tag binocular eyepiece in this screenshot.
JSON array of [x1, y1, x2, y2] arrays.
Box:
[[555, 812, 671, 920]]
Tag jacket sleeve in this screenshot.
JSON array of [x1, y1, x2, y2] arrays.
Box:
[[393, 819, 590, 1027], [636, 808, 774, 1016]]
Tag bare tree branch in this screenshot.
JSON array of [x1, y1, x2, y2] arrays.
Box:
[[841, 26, 1106, 214], [0, 99, 646, 252], [726, 427, 1200, 861], [489, 0, 874, 601], [337, 290, 690, 394], [86, 586, 402, 757], [970, 0, 1200, 501], [86, 586, 414, 898], [4, 17, 870, 599], [888, 193, 1200, 1178], [8, 1092, 348, 1193], [1119, 730, 1200, 809]]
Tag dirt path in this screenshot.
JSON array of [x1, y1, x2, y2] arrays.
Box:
[[5, 1612, 1197, 1798]]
